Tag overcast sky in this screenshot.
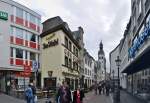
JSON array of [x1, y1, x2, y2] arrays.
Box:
[[14, 0, 131, 72]]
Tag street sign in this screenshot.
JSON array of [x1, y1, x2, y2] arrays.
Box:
[[32, 61, 38, 71]]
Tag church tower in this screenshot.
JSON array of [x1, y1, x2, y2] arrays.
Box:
[[98, 41, 106, 81]]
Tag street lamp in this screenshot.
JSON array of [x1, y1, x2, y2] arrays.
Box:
[[115, 56, 121, 103]]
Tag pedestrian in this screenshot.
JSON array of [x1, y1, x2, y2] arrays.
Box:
[[98, 84, 102, 95], [25, 84, 33, 103], [101, 82, 105, 94], [105, 83, 110, 96], [30, 82, 37, 103], [56, 81, 72, 103], [94, 83, 98, 95], [73, 86, 85, 103]]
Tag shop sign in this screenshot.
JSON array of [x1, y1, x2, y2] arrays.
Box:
[[129, 20, 150, 58], [0, 11, 8, 20], [43, 38, 59, 49], [46, 33, 55, 41]]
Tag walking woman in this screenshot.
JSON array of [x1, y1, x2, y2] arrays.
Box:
[[73, 86, 85, 103]]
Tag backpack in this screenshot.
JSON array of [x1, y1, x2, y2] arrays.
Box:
[[25, 87, 33, 99]]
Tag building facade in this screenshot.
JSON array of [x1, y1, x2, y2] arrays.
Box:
[[0, 0, 41, 94], [111, 0, 150, 101], [110, 44, 120, 80], [124, 0, 150, 95], [83, 49, 95, 88], [40, 17, 82, 90]]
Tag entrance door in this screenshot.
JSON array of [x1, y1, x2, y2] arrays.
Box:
[[44, 77, 56, 90]]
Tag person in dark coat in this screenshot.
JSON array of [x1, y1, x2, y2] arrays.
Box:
[[56, 81, 72, 103], [98, 84, 102, 95], [73, 86, 85, 103]]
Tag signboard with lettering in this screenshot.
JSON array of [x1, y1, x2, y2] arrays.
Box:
[[43, 38, 59, 49], [0, 11, 8, 20], [129, 19, 150, 58]]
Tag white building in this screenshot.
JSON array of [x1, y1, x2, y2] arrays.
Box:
[[83, 49, 95, 88], [110, 44, 120, 80], [0, 0, 41, 93]]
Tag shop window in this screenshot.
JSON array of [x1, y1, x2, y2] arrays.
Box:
[[10, 47, 13, 57], [29, 33, 36, 42], [145, 70, 147, 76], [16, 28, 23, 39], [30, 52, 36, 60], [65, 56, 68, 67], [16, 48, 23, 58], [65, 37, 68, 48], [16, 7, 23, 18]]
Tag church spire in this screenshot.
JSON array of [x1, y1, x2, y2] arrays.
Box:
[[99, 40, 103, 50], [98, 40, 104, 55]]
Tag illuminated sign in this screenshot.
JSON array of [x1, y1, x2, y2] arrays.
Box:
[[0, 11, 8, 20], [43, 39, 59, 49]]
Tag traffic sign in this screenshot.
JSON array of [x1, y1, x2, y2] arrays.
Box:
[[32, 61, 38, 71]]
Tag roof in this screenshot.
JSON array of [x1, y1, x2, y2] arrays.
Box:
[[40, 16, 81, 49]]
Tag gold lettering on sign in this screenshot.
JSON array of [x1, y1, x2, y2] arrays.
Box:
[[46, 33, 55, 41]]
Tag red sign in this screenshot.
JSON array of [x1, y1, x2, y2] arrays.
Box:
[[24, 65, 31, 73], [15, 72, 31, 77], [15, 65, 31, 77]]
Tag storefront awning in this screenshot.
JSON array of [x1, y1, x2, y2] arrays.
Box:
[[122, 45, 150, 74]]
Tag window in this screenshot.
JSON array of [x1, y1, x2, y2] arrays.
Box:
[[76, 48, 78, 57], [145, 70, 147, 76], [65, 56, 68, 67], [30, 14, 36, 24], [16, 28, 23, 39], [65, 37, 68, 48], [10, 26, 14, 36], [37, 18, 41, 26], [73, 46, 75, 53], [85, 68, 87, 75], [73, 62, 75, 69], [25, 51, 28, 59], [16, 7, 23, 18], [29, 33, 36, 42], [68, 41, 72, 51], [25, 31, 28, 40], [16, 48, 23, 58], [25, 12, 28, 20], [30, 52, 36, 60], [68, 58, 72, 68], [10, 47, 13, 57], [138, 0, 142, 14], [132, 8, 136, 27]]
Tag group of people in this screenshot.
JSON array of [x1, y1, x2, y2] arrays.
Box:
[[94, 81, 111, 96], [56, 81, 85, 103]]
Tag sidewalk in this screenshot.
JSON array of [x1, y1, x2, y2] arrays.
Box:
[[0, 93, 25, 103], [111, 90, 147, 103], [120, 90, 147, 103]]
